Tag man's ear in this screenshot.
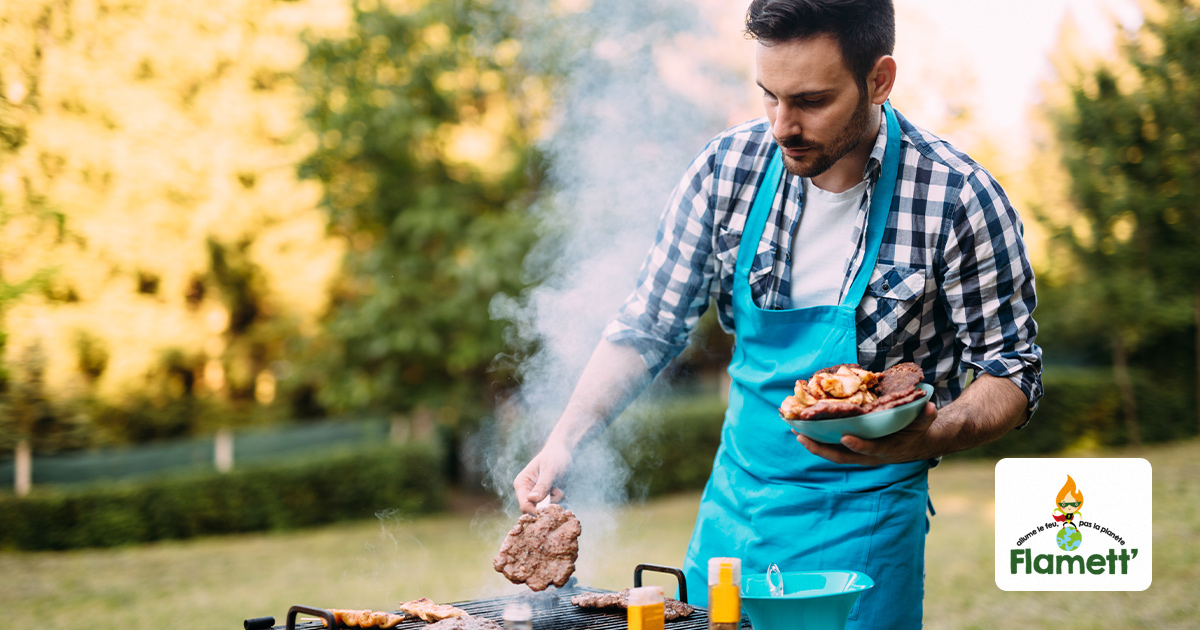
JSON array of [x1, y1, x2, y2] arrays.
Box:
[[868, 55, 897, 105]]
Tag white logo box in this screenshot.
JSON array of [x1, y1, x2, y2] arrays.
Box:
[[994, 458, 1152, 591]]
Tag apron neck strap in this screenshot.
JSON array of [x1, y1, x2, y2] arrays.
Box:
[[734, 102, 903, 298], [841, 101, 901, 308], [735, 142, 784, 277]]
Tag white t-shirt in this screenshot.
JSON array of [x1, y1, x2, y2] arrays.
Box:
[[788, 177, 870, 308]]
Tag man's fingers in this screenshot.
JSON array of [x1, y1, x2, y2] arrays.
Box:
[[839, 436, 865, 453], [531, 486, 565, 512], [514, 446, 572, 514], [521, 484, 566, 513], [797, 433, 879, 466], [521, 486, 547, 515], [516, 487, 538, 514], [530, 474, 554, 502], [514, 464, 544, 514], [916, 402, 938, 427]]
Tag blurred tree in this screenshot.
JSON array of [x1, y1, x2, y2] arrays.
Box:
[[1, 2, 80, 473], [0, 0, 347, 444], [1040, 0, 1200, 441], [298, 0, 545, 426]]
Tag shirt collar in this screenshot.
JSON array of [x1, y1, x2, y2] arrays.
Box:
[[864, 104, 889, 182]]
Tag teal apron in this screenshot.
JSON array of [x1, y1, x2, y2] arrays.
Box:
[[681, 104, 930, 629]]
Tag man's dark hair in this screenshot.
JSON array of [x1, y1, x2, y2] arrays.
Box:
[[745, 0, 895, 89]]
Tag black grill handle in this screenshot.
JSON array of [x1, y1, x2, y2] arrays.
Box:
[[286, 605, 336, 630], [244, 617, 275, 630], [633, 563, 688, 604]]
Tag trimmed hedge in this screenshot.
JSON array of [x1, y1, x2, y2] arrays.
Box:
[[5, 367, 1192, 550], [0, 443, 445, 551]]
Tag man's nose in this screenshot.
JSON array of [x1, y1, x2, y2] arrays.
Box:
[[773, 104, 801, 139]]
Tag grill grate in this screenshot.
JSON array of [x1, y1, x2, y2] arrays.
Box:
[[270, 586, 745, 630]]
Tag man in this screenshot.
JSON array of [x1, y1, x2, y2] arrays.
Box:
[[513, 1, 1042, 627]]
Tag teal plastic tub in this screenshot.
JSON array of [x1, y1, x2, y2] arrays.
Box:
[[741, 570, 874, 630]]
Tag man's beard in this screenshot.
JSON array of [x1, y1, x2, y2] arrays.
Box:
[[777, 91, 873, 178]]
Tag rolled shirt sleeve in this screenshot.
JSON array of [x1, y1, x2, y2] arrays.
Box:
[[940, 168, 1044, 422]]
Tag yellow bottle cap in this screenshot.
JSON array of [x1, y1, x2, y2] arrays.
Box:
[[628, 586, 665, 630], [707, 557, 741, 586]]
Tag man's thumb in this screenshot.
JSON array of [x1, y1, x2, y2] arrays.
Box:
[[528, 477, 552, 503]]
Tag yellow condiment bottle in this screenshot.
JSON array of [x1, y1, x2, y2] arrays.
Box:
[[708, 557, 741, 630], [627, 585, 665, 630]]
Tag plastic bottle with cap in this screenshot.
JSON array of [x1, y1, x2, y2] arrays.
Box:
[[707, 557, 741, 630], [626, 585, 665, 630]]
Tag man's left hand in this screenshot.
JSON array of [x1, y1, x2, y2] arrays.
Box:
[[794, 402, 941, 465]]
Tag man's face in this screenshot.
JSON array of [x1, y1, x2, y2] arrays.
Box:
[[756, 35, 874, 178]]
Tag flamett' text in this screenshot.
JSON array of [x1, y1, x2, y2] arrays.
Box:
[[1009, 548, 1139, 575]]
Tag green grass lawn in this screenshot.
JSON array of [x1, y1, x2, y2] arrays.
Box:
[[3, 439, 1198, 630]]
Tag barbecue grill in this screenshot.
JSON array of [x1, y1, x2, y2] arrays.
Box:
[[244, 565, 751, 630]]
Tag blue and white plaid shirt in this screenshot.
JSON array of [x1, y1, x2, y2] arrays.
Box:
[[603, 105, 1043, 417]]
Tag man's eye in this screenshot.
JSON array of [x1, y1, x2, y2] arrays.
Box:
[[802, 98, 824, 106]]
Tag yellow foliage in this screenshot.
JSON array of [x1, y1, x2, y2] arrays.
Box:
[[442, 94, 521, 181], [1112, 212, 1137, 243], [0, 0, 350, 405]]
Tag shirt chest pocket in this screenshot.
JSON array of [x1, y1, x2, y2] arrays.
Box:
[[715, 229, 775, 294], [860, 265, 927, 349]]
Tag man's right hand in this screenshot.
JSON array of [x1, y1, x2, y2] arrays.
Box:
[[511, 339, 653, 514], [514, 443, 572, 514]]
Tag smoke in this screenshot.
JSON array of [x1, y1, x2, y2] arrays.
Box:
[[472, 0, 751, 581]]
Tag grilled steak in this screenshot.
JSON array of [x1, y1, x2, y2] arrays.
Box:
[[424, 617, 502, 630], [874, 362, 924, 396], [863, 387, 926, 413], [788, 398, 865, 421], [493, 504, 581, 591], [570, 589, 694, 621]]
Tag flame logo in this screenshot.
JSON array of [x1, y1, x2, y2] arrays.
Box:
[[1056, 475, 1084, 507]]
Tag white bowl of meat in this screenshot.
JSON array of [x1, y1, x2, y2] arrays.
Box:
[[779, 363, 933, 444]]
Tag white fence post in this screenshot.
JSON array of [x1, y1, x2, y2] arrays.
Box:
[[215, 427, 234, 473], [15, 439, 32, 497]]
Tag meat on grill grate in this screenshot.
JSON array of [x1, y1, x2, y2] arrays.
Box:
[[399, 598, 468, 623], [320, 610, 407, 628], [570, 589, 695, 621], [270, 586, 722, 630], [424, 618, 502, 630]]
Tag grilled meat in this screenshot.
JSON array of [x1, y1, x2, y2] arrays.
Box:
[[399, 598, 468, 622], [321, 609, 407, 628], [780, 362, 925, 420], [424, 617, 502, 630], [863, 387, 926, 413], [874, 362, 924, 396], [784, 398, 866, 421], [493, 504, 581, 591], [570, 589, 694, 621]]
